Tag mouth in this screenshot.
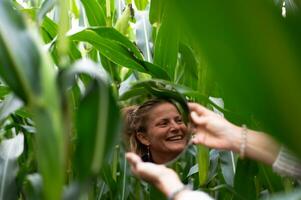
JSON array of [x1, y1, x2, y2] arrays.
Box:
[[166, 134, 185, 141]]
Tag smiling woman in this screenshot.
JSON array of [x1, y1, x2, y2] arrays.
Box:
[[123, 99, 190, 164]]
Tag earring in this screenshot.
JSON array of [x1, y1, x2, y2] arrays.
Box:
[[147, 145, 150, 161]]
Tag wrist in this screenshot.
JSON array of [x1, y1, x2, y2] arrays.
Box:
[[157, 170, 184, 197], [227, 124, 244, 153], [167, 185, 190, 200]]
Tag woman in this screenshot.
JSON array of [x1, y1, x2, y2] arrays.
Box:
[[123, 98, 190, 164], [126, 102, 301, 200]]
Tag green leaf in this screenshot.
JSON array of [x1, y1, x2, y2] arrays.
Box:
[[91, 27, 143, 60], [263, 188, 301, 200], [172, 0, 301, 156], [37, 0, 56, 24], [70, 29, 145, 70], [23, 173, 43, 200], [40, 16, 58, 42], [0, 1, 41, 104], [119, 79, 189, 123], [219, 151, 236, 186], [196, 145, 209, 186], [153, 5, 179, 80], [0, 95, 23, 122], [60, 59, 121, 180], [234, 159, 258, 200], [0, 134, 24, 200], [0, 85, 10, 99], [81, 0, 106, 26], [176, 43, 198, 90], [68, 28, 169, 79], [149, 0, 165, 24], [134, 0, 148, 10]]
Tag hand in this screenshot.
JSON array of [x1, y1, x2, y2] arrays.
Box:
[[126, 152, 184, 196], [188, 103, 241, 152]]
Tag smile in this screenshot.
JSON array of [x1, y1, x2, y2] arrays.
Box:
[[166, 134, 184, 141]]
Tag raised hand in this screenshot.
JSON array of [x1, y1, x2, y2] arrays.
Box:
[[126, 152, 184, 197], [188, 102, 241, 151]]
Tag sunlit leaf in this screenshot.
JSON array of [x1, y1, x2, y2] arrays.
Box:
[[0, 134, 24, 200]]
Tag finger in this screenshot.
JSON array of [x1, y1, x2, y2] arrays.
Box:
[[188, 102, 209, 115], [190, 111, 207, 125], [126, 152, 142, 168], [191, 130, 208, 145]]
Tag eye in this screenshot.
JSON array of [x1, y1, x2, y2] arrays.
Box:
[[157, 120, 168, 127], [175, 117, 183, 124]]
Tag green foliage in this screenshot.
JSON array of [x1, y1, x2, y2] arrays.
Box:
[[0, 0, 300, 199]]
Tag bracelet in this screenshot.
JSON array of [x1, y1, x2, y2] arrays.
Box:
[[240, 124, 248, 159], [167, 185, 190, 200]]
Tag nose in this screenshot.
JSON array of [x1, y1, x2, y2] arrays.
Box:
[[170, 120, 181, 132]]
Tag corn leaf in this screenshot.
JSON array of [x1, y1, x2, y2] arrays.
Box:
[[81, 0, 106, 26], [60, 59, 121, 180], [68, 28, 169, 79], [0, 134, 24, 200], [0, 1, 41, 104]]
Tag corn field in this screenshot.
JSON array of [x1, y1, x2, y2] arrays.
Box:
[[0, 0, 301, 199]]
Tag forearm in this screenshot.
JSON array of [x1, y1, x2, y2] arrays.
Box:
[[230, 126, 281, 165], [157, 173, 184, 197], [157, 174, 213, 200]]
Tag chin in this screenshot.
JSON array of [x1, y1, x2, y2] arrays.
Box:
[[166, 143, 186, 153]]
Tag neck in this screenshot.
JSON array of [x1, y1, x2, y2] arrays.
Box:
[[150, 150, 179, 164]]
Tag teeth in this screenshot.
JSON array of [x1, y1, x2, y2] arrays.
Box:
[[167, 135, 183, 141]]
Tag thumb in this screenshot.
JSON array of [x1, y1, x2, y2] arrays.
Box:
[[190, 111, 207, 126]]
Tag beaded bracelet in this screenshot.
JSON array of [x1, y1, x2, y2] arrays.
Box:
[[240, 124, 248, 159]]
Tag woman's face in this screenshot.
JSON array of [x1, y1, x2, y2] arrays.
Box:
[[144, 102, 188, 158]]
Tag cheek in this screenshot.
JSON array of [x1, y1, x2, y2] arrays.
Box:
[[180, 125, 188, 133], [147, 127, 168, 141]]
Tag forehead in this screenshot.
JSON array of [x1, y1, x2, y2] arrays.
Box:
[[148, 102, 180, 119]]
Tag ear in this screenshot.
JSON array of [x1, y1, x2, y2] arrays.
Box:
[[136, 132, 151, 146]]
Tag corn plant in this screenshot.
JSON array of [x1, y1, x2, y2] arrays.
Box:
[[0, 0, 301, 199]]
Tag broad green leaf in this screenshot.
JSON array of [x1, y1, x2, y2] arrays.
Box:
[[219, 151, 236, 186], [140, 61, 170, 80], [0, 5, 64, 199], [91, 27, 143, 60], [40, 16, 82, 63], [81, 0, 106, 26], [0, 85, 10, 99], [153, 5, 179, 80], [60, 60, 121, 180], [0, 1, 41, 104], [263, 188, 301, 200], [196, 145, 209, 186], [172, 0, 301, 156], [37, 0, 56, 23], [70, 0, 80, 18], [234, 159, 258, 200], [134, 0, 148, 10], [68, 28, 169, 79], [0, 134, 24, 200], [149, 0, 165, 24], [23, 173, 43, 200], [119, 87, 148, 101], [119, 79, 189, 123], [258, 164, 284, 193], [40, 16, 58, 42], [176, 43, 198, 90], [0, 95, 23, 122], [70, 29, 145, 71]]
